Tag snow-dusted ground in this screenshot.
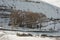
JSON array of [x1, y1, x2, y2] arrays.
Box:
[[0, 0, 60, 18], [0, 31, 56, 40], [0, 35, 55, 40], [0, 0, 60, 40], [0, 0, 60, 38], [0, 0, 60, 28], [0, 30, 60, 40], [41, 0, 60, 7], [0, 18, 60, 31]]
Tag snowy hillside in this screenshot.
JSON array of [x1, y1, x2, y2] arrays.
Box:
[[0, 0, 60, 18], [0, 0, 60, 29], [27, 0, 60, 7], [0, 0, 60, 40], [41, 0, 60, 7], [0, 31, 55, 40]]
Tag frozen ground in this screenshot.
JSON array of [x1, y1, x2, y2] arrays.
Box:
[[0, 35, 55, 40], [0, 18, 60, 31], [0, 0, 60, 18], [0, 0, 60, 40], [0, 0, 60, 29], [0, 18, 60, 36], [0, 31, 56, 40]]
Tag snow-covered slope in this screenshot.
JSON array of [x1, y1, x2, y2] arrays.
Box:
[[0, 0, 60, 18], [26, 0, 60, 7], [41, 0, 60, 7], [0, 31, 56, 40], [0, 34, 55, 40], [0, 0, 60, 29]]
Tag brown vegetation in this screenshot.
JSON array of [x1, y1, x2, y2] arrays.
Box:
[[10, 10, 47, 28]]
